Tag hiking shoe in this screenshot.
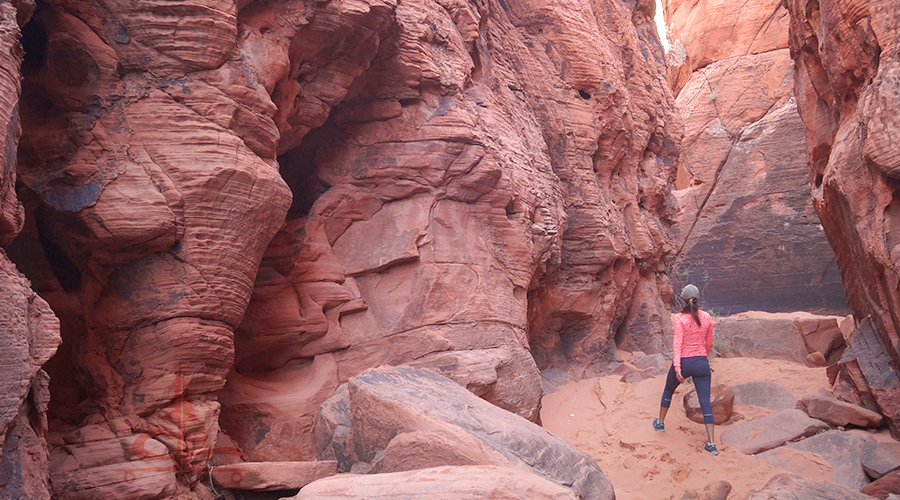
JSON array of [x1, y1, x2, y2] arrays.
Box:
[[705, 442, 719, 456], [652, 418, 665, 433]]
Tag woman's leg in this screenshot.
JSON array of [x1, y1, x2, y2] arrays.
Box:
[[685, 357, 715, 442], [658, 364, 681, 423]]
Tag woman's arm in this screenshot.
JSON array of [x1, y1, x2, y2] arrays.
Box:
[[705, 315, 713, 356], [673, 315, 684, 373]]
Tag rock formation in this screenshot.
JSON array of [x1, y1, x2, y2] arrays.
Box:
[[664, 0, 848, 315], [1, 0, 678, 497], [0, 2, 61, 500], [785, 0, 900, 435]]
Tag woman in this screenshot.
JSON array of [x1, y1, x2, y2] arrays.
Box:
[[652, 284, 718, 456]]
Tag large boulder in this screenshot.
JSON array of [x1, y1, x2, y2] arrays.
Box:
[[746, 472, 876, 500], [710, 313, 811, 362], [284, 465, 579, 500], [786, 0, 900, 435], [315, 366, 615, 500], [784, 430, 871, 489], [720, 409, 829, 455], [730, 381, 797, 411]]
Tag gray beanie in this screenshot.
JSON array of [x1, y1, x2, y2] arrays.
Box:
[[680, 284, 700, 301]]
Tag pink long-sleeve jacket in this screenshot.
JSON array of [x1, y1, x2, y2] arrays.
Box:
[[672, 310, 713, 372]]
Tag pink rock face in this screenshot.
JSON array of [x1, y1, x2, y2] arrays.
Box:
[[786, 0, 900, 436], [666, 0, 847, 315], [0, 3, 24, 246], [219, 0, 680, 464], [0, 250, 60, 500], [665, 0, 790, 92], [6, 0, 676, 497]]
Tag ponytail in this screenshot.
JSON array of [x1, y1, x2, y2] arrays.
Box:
[[682, 298, 701, 326]]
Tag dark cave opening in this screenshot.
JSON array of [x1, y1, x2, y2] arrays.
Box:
[[278, 125, 335, 217]]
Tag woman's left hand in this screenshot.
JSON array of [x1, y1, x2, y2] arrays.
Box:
[[676, 371, 685, 383]]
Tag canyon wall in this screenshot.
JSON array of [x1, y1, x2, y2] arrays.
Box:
[[785, 0, 900, 434], [0, 2, 60, 500], [1, 0, 679, 497], [664, 0, 848, 315]]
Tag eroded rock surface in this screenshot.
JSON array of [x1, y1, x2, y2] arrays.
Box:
[[0, 3, 60, 499], [1, 0, 679, 497], [786, 0, 900, 435], [219, 0, 680, 466], [664, 0, 847, 315]]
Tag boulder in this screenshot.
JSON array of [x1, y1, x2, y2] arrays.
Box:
[[720, 409, 830, 455], [634, 353, 668, 373], [754, 447, 834, 481], [730, 381, 797, 411], [861, 470, 900, 500], [807, 352, 828, 367], [315, 366, 614, 500], [210, 461, 338, 491], [679, 480, 732, 500], [746, 472, 876, 500], [709, 314, 810, 363], [862, 440, 900, 479], [785, 430, 871, 489], [284, 465, 579, 500], [795, 317, 846, 365], [798, 393, 884, 428], [683, 384, 735, 424]]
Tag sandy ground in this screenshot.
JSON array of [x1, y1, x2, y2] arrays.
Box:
[[540, 356, 892, 500]]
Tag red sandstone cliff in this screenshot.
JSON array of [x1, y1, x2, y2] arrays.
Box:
[[0, 0, 679, 497], [663, 0, 848, 316], [786, 0, 900, 435]]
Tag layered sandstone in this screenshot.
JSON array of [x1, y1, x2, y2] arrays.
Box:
[[219, 0, 680, 467], [0, 3, 60, 500], [664, 0, 847, 315], [3, 0, 679, 498], [786, 0, 900, 435]]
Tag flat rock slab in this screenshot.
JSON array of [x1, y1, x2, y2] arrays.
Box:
[[785, 430, 871, 489], [211, 461, 338, 491], [285, 465, 579, 500], [730, 381, 796, 411], [799, 393, 883, 428], [720, 409, 829, 455], [316, 366, 614, 500], [746, 472, 876, 500], [862, 440, 900, 479]]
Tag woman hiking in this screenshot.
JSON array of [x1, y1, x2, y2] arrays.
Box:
[[652, 284, 719, 456]]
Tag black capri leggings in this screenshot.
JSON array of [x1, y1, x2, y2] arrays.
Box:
[[660, 356, 714, 424]]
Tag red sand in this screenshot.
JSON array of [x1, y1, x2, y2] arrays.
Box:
[[539, 356, 887, 499]]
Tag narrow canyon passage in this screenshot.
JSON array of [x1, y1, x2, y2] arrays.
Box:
[[0, 0, 896, 499]]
